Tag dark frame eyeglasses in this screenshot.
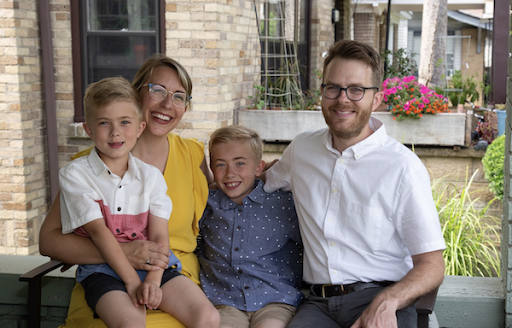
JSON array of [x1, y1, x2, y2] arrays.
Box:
[[321, 84, 379, 101], [143, 83, 191, 108]]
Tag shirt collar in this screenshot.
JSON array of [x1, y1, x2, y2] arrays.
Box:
[[87, 147, 141, 181], [215, 179, 265, 210], [323, 116, 387, 160]]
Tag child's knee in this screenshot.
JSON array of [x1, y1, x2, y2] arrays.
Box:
[[196, 304, 220, 328]]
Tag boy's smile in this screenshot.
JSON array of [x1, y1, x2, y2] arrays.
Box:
[[210, 140, 265, 205]]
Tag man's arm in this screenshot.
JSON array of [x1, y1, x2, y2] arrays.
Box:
[[39, 190, 169, 270], [351, 250, 445, 328]]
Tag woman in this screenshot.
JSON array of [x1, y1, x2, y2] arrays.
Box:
[[39, 54, 218, 328]]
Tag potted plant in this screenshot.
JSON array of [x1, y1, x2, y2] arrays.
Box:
[[374, 75, 468, 146]]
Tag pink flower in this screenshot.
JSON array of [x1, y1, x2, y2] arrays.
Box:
[[422, 97, 430, 104], [418, 103, 425, 109]]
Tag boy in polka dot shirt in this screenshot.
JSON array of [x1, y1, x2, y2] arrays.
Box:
[[199, 125, 304, 328]]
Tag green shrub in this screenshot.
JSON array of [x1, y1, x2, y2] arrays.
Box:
[[433, 170, 501, 277], [482, 134, 505, 200]]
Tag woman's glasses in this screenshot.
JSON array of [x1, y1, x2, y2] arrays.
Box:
[[144, 83, 191, 108]]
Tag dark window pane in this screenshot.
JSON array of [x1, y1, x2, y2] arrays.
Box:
[[88, 0, 156, 31], [86, 34, 156, 84]]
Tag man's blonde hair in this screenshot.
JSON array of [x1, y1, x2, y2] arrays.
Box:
[[209, 125, 263, 161], [83, 77, 141, 123]]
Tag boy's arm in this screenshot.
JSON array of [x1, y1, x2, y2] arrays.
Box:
[[81, 219, 142, 307], [137, 213, 169, 309]]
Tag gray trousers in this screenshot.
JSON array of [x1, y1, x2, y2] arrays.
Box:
[[287, 284, 417, 328]]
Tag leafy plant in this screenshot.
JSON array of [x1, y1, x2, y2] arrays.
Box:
[[381, 76, 449, 121], [433, 170, 501, 277], [304, 69, 322, 110], [482, 134, 505, 200], [476, 111, 498, 144], [248, 85, 266, 109], [381, 48, 418, 79], [438, 70, 480, 107]]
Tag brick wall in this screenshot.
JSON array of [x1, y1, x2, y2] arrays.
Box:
[[165, 0, 260, 142], [0, 0, 48, 255], [310, 0, 336, 88], [353, 12, 380, 52]]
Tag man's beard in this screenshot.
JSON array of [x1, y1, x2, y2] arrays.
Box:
[[323, 105, 372, 140]]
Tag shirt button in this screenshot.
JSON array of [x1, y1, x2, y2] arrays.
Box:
[[116, 229, 120, 233], [131, 232, 136, 237], [332, 189, 338, 194], [234, 247, 239, 251], [237, 269, 243, 274], [338, 159, 344, 164], [244, 286, 249, 289], [330, 242, 336, 247], [108, 170, 111, 174], [119, 185, 122, 189], [237, 226, 242, 230], [238, 208, 243, 212], [332, 270, 338, 275], [117, 207, 121, 211]]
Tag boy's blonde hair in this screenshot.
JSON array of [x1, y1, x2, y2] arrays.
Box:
[[133, 53, 193, 98], [209, 125, 263, 161], [83, 77, 141, 123]]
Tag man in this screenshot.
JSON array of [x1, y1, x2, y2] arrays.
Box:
[[264, 40, 446, 328]]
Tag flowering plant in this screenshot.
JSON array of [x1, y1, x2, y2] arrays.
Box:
[[382, 76, 449, 121]]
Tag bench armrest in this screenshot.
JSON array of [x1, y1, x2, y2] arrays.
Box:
[[416, 287, 439, 328], [19, 260, 68, 328]]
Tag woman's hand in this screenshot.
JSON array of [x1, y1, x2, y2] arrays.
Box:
[[120, 240, 170, 271]]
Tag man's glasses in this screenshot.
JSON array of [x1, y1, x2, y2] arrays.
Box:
[[144, 83, 191, 108], [321, 84, 378, 101]]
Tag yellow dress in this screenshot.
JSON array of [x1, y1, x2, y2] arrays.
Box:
[[61, 134, 208, 328]]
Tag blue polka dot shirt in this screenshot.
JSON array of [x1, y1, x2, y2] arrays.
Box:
[[198, 180, 304, 311]]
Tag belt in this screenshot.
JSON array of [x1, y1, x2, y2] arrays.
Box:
[[310, 281, 394, 298]]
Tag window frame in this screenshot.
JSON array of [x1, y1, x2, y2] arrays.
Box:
[[70, 0, 165, 122]]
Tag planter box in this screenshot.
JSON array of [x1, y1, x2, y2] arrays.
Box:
[[372, 112, 467, 146], [236, 109, 468, 146], [236, 109, 327, 141]]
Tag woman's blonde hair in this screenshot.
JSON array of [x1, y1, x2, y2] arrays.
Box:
[[209, 125, 263, 161], [132, 53, 193, 96], [83, 77, 141, 123]]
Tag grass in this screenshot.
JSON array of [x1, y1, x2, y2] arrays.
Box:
[[432, 169, 501, 277]]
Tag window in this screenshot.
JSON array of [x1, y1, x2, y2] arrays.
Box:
[[71, 0, 165, 121]]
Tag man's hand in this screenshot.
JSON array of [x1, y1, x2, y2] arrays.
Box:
[[350, 294, 399, 328], [120, 240, 170, 271], [137, 281, 163, 310]]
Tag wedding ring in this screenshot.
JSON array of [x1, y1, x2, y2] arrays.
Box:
[[146, 258, 151, 265]]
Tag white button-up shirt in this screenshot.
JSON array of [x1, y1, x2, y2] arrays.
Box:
[[264, 117, 446, 285], [60, 148, 172, 241]]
